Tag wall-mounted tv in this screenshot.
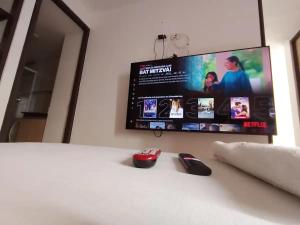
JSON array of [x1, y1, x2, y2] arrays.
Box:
[[126, 46, 276, 135]]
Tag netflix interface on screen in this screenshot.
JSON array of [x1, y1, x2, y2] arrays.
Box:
[[126, 47, 276, 135]]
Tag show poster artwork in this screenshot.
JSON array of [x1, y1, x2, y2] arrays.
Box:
[[143, 99, 157, 118], [126, 47, 276, 135], [230, 97, 250, 120]]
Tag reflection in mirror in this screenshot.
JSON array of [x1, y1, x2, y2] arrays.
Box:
[[0, 0, 14, 12], [0, 0, 13, 47], [0, 0, 23, 79]]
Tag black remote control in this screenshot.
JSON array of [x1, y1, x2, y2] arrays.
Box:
[[178, 153, 212, 176]]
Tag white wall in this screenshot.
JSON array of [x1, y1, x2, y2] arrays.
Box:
[[43, 33, 82, 142], [71, 0, 268, 157], [269, 44, 297, 146], [262, 0, 300, 147], [268, 42, 300, 147], [284, 41, 300, 146]]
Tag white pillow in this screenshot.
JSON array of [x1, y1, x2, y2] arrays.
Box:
[[213, 141, 300, 198]]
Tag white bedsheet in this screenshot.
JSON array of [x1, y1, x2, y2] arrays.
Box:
[[0, 143, 299, 225]]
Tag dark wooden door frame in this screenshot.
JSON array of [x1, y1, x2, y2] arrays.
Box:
[[0, 0, 90, 143], [257, 0, 266, 47], [291, 31, 300, 111], [257, 0, 274, 144]]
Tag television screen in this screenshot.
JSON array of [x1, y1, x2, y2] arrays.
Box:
[[126, 46, 276, 135]]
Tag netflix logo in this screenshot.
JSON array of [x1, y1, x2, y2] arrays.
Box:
[[243, 122, 267, 128]]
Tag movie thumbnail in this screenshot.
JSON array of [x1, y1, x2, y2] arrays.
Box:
[[182, 123, 200, 131], [220, 124, 243, 132], [143, 99, 157, 118], [198, 98, 214, 119], [169, 98, 184, 118], [166, 122, 177, 130], [135, 121, 148, 129], [150, 122, 165, 130], [230, 97, 250, 119], [200, 123, 220, 132]]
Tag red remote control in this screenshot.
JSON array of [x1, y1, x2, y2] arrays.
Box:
[[133, 148, 161, 168]]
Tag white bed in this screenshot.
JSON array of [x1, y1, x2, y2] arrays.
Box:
[[0, 143, 300, 225]]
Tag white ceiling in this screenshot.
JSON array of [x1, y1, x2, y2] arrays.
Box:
[[262, 0, 300, 43]]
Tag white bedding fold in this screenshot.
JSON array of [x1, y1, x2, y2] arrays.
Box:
[[213, 141, 300, 198]]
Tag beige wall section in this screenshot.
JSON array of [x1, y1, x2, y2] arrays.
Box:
[[263, 0, 300, 147], [285, 41, 300, 146], [0, 0, 35, 129], [43, 33, 82, 142], [270, 44, 297, 146], [268, 42, 300, 147], [70, 0, 267, 157]]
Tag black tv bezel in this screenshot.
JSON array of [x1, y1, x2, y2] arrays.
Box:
[[126, 46, 277, 136]]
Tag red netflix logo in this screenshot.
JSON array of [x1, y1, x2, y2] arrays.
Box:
[[243, 122, 267, 128]]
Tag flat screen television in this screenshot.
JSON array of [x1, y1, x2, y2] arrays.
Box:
[[126, 46, 276, 135]]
